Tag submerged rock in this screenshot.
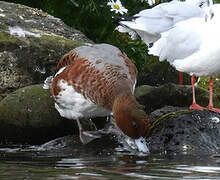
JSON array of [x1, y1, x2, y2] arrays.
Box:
[[0, 1, 92, 95]]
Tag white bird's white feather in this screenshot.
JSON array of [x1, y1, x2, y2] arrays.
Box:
[[119, 0, 208, 45], [122, 0, 220, 77], [150, 4, 220, 77]]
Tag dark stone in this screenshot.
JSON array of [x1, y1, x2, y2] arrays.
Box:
[[137, 56, 191, 86], [147, 107, 220, 155], [135, 83, 220, 113]]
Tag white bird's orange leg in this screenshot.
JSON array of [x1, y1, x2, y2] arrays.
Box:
[[179, 72, 183, 85], [206, 77, 220, 113], [189, 75, 204, 111]]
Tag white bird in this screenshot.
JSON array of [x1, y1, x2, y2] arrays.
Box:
[[150, 4, 220, 113], [118, 0, 220, 113], [119, 0, 212, 45], [118, 0, 213, 85], [120, 0, 220, 113]]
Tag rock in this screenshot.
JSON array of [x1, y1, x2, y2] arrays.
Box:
[[147, 107, 220, 155], [0, 84, 77, 144], [1, 1, 220, 154], [149, 106, 186, 120], [0, 1, 92, 94], [1, 83, 220, 155], [0, 84, 107, 144], [137, 56, 191, 86], [135, 83, 220, 113]]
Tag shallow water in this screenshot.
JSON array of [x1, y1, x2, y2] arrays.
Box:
[[1, 143, 220, 180]]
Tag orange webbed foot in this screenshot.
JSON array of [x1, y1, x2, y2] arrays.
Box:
[[206, 106, 220, 113], [189, 103, 204, 111]]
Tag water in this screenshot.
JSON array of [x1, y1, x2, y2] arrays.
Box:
[[1, 143, 220, 180]]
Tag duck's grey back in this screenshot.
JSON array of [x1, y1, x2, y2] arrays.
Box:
[[74, 44, 130, 74]]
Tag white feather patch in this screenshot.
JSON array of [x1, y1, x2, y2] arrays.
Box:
[[54, 80, 111, 120]]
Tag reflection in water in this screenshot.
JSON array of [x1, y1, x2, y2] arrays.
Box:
[[0, 145, 220, 179]]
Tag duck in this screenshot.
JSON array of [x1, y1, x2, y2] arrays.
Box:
[[44, 43, 150, 153], [117, 0, 213, 85]]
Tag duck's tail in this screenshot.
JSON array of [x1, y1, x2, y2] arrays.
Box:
[[43, 76, 54, 89]]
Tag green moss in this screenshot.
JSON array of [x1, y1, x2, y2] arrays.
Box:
[[30, 34, 84, 50], [134, 85, 154, 99], [0, 84, 62, 127], [0, 23, 8, 31], [0, 31, 22, 43], [0, 31, 83, 55], [0, 93, 7, 102]]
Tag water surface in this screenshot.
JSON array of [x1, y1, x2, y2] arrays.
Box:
[[0, 143, 220, 180]]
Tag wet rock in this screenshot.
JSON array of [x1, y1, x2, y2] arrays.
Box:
[[24, 106, 220, 155], [147, 107, 220, 155], [37, 135, 118, 154], [1, 83, 220, 155], [0, 84, 78, 144], [149, 106, 186, 120], [0, 1, 92, 94], [135, 83, 220, 113], [0, 84, 107, 144]]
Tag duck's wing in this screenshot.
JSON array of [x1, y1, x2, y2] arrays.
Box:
[[55, 50, 78, 73], [119, 0, 205, 45]]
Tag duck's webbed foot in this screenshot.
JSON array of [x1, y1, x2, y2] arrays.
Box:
[[80, 130, 101, 144], [76, 116, 115, 144], [76, 118, 99, 144]]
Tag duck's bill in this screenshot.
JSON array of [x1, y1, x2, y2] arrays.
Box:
[[135, 137, 149, 154]]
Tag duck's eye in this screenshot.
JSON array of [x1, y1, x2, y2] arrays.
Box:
[[132, 121, 137, 128]]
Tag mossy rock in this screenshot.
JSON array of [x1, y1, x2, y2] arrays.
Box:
[[0, 84, 77, 144], [135, 83, 220, 113], [137, 56, 191, 86], [0, 84, 107, 144], [0, 1, 93, 94], [0, 31, 84, 94]]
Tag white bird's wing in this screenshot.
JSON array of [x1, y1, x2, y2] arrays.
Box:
[[149, 17, 204, 62], [119, 0, 205, 45]]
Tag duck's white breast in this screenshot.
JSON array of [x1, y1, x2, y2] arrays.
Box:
[[54, 79, 111, 120]]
